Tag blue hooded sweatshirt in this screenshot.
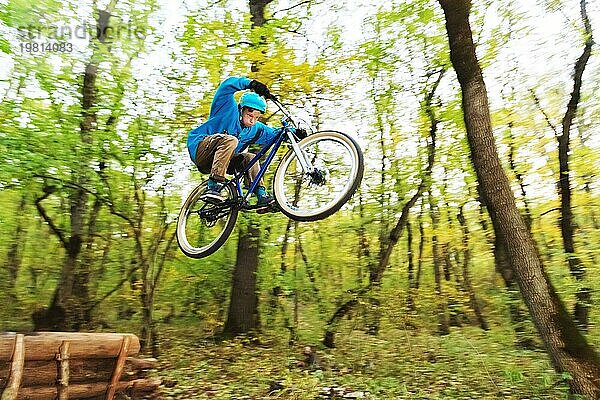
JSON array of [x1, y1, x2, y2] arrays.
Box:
[[187, 76, 279, 162]]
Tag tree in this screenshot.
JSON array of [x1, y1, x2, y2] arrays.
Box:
[[323, 66, 442, 346], [34, 2, 119, 330], [437, 0, 600, 396], [222, 0, 275, 336], [456, 205, 488, 331], [223, 220, 261, 335], [3, 195, 26, 302], [555, 0, 594, 330]]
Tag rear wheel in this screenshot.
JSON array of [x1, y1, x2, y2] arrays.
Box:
[[176, 181, 238, 258], [273, 130, 363, 221]]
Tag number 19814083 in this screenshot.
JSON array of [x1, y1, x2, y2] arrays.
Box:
[[20, 42, 73, 53]]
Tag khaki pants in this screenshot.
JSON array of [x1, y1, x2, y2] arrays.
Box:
[[194, 134, 264, 187]]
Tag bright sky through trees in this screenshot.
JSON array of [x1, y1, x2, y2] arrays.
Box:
[[0, 0, 598, 199]]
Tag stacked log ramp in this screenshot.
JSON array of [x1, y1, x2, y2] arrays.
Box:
[[0, 332, 161, 400]]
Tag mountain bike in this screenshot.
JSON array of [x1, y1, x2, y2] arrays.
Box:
[[176, 97, 364, 259]]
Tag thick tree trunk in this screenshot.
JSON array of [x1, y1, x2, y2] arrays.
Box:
[[438, 0, 600, 396], [494, 228, 535, 346], [222, 0, 274, 336], [223, 220, 261, 335], [478, 189, 534, 345]]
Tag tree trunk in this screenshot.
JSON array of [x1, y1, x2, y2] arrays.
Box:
[[222, 0, 275, 336], [438, 0, 600, 396], [416, 208, 425, 290], [137, 203, 174, 356], [429, 192, 449, 335], [4, 195, 26, 303], [477, 187, 534, 346], [356, 192, 370, 285], [457, 206, 488, 330], [506, 122, 532, 231], [139, 258, 153, 352], [372, 69, 443, 283], [495, 226, 537, 347], [290, 240, 301, 344], [297, 237, 324, 313], [269, 178, 303, 330], [557, 0, 593, 330], [37, 5, 117, 331], [223, 219, 261, 335], [406, 219, 416, 312], [266, 217, 293, 328]]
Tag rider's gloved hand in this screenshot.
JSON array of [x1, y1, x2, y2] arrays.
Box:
[[294, 128, 307, 140], [249, 80, 272, 99]]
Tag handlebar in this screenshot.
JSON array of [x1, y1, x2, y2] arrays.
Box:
[[268, 96, 297, 128]]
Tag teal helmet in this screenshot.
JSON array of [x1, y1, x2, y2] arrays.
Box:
[[239, 92, 267, 113]]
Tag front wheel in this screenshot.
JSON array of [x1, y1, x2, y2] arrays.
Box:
[[273, 130, 364, 222], [176, 181, 239, 258]]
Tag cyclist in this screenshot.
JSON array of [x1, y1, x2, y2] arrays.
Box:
[[187, 76, 304, 212]]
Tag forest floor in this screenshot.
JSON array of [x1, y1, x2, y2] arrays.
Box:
[[147, 320, 575, 400]]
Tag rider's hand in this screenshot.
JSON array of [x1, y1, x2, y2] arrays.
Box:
[[295, 128, 307, 140], [249, 80, 272, 99]]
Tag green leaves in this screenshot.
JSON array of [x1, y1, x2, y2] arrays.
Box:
[[0, 37, 10, 54], [0, 1, 598, 395]]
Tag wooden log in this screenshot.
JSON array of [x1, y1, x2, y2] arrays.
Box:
[[125, 358, 157, 371], [0, 333, 140, 361], [0, 358, 156, 388], [0, 334, 24, 400], [15, 378, 162, 400], [0, 368, 6, 392]]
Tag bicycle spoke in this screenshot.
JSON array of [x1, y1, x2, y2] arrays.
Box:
[[176, 182, 239, 258], [274, 131, 363, 221]]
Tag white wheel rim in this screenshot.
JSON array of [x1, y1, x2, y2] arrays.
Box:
[[274, 132, 360, 218], [177, 184, 235, 255]]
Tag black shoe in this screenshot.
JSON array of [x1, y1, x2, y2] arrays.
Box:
[[256, 195, 278, 214], [200, 188, 225, 204]]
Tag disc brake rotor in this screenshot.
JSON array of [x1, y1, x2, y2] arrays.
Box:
[[307, 168, 327, 186]]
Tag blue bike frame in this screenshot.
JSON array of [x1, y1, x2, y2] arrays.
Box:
[[221, 122, 290, 205], [216, 96, 315, 208]]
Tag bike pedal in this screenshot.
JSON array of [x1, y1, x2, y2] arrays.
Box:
[[242, 202, 259, 211]]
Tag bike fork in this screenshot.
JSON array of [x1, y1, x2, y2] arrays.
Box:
[[287, 131, 314, 174]]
